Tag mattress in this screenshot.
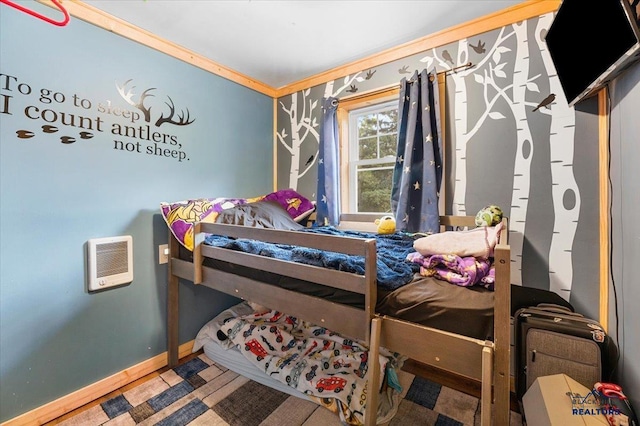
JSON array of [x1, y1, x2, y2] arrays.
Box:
[[202, 338, 311, 401], [195, 301, 310, 400], [200, 256, 496, 340], [377, 275, 494, 340]]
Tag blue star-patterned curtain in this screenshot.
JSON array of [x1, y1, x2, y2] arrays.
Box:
[[316, 97, 340, 226], [391, 69, 442, 233]]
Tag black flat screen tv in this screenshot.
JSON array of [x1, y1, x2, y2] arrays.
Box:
[[545, 0, 640, 107]]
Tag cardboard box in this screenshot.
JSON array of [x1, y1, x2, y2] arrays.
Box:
[[523, 374, 609, 425]]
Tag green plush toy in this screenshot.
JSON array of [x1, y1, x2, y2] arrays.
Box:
[[375, 215, 396, 234], [475, 205, 504, 227]]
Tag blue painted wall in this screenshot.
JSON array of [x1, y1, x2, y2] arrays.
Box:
[[0, 4, 273, 421]]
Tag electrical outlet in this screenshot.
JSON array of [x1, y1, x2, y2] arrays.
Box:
[[159, 244, 169, 264]]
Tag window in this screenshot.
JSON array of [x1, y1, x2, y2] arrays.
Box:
[[348, 101, 398, 213], [337, 88, 400, 215]]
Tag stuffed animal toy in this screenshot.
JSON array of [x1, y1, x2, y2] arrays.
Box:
[[475, 205, 504, 227], [375, 215, 396, 234]]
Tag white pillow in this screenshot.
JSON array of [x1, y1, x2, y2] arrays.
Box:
[[192, 301, 264, 352], [413, 222, 503, 258]]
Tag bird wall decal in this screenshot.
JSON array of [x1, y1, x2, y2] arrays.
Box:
[[442, 50, 454, 65], [346, 84, 358, 93], [470, 40, 486, 54], [305, 155, 314, 166], [532, 93, 556, 111], [398, 65, 411, 74]]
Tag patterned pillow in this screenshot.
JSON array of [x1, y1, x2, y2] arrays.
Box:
[[160, 190, 314, 251], [160, 198, 250, 250], [263, 189, 315, 222]]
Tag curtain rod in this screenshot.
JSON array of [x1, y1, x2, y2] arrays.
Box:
[[442, 62, 474, 75], [335, 62, 473, 104]]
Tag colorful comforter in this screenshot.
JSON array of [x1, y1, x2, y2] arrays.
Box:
[[219, 309, 402, 425]]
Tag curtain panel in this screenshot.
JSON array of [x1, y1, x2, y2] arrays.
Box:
[[391, 69, 443, 233], [316, 97, 340, 226]]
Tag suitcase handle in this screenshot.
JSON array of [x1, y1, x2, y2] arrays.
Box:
[[533, 303, 582, 316]]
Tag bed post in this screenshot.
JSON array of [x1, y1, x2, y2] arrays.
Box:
[[493, 242, 511, 425], [167, 233, 180, 368], [365, 317, 382, 426], [363, 238, 378, 426], [481, 344, 493, 426], [363, 239, 377, 341]]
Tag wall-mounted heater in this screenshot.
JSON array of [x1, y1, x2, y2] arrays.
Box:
[[87, 235, 133, 291]]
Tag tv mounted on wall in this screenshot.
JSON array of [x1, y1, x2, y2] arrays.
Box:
[[545, 0, 640, 107]]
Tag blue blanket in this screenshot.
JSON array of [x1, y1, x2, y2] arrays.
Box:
[[203, 227, 421, 291]]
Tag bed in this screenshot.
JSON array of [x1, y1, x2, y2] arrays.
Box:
[[162, 193, 512, 425]]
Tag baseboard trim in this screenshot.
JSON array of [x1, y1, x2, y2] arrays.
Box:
[[2, 341, 194, 426]]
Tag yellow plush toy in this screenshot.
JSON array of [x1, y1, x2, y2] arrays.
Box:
[[375, 215, 396, 234]]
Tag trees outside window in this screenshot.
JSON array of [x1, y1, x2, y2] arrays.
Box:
[[345, 101, 398, 213]]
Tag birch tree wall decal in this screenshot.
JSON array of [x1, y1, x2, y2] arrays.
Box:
[[448, 38, 471, 217], [508, 20, 535, 286], [277, 73, 363, 191], [278, 89, 319, 190], [439, 24, 541, 286], [441, 27, 515, 218], [536, 13, 580, 301]]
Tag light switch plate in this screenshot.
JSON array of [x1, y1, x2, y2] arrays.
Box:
[[159, 244, 168, 264]]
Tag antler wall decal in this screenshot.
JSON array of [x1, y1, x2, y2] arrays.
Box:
[[115, 80, 195, 127], [115, 80, 156, 123], [155, 96, 195, 127]]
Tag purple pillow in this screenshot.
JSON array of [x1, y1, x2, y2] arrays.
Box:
[[263, 189, 315, 221]]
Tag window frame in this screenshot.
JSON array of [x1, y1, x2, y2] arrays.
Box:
[[348, 100, 399, 213], [337, 87, 400, 215]]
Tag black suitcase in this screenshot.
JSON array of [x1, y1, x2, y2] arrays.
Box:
[[515, 303, 618, 401]]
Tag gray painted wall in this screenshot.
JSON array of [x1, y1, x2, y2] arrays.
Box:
[[0, 4, 273, 421], [276, 13, 601, 319], [276, 10, 640, 411], [610, 64, 640, 414]]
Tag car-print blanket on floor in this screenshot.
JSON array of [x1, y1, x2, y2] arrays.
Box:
[[218, 309, 403, 425]]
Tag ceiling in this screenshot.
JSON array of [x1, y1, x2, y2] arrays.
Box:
[[82, 0, 524, 89]]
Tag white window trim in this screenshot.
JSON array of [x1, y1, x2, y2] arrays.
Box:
[[347, 100, 398, 213], [336, 88, 400, 215]]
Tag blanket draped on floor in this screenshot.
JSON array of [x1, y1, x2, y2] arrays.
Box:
[[218, 309, 403, 425]]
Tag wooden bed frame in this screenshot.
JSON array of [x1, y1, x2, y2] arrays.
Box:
[[166, 214, 511, 425]]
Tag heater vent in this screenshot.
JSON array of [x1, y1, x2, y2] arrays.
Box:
[[87, 236, 133, 291]]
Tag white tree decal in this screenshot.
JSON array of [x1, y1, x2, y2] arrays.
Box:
[[536, 13, 580, 301], [324, 72, 362, 98], [277, 73, 362, 191], [427, 23, 541, 285], [278, 89, 319, 190], [506, 20, 535, 286]]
